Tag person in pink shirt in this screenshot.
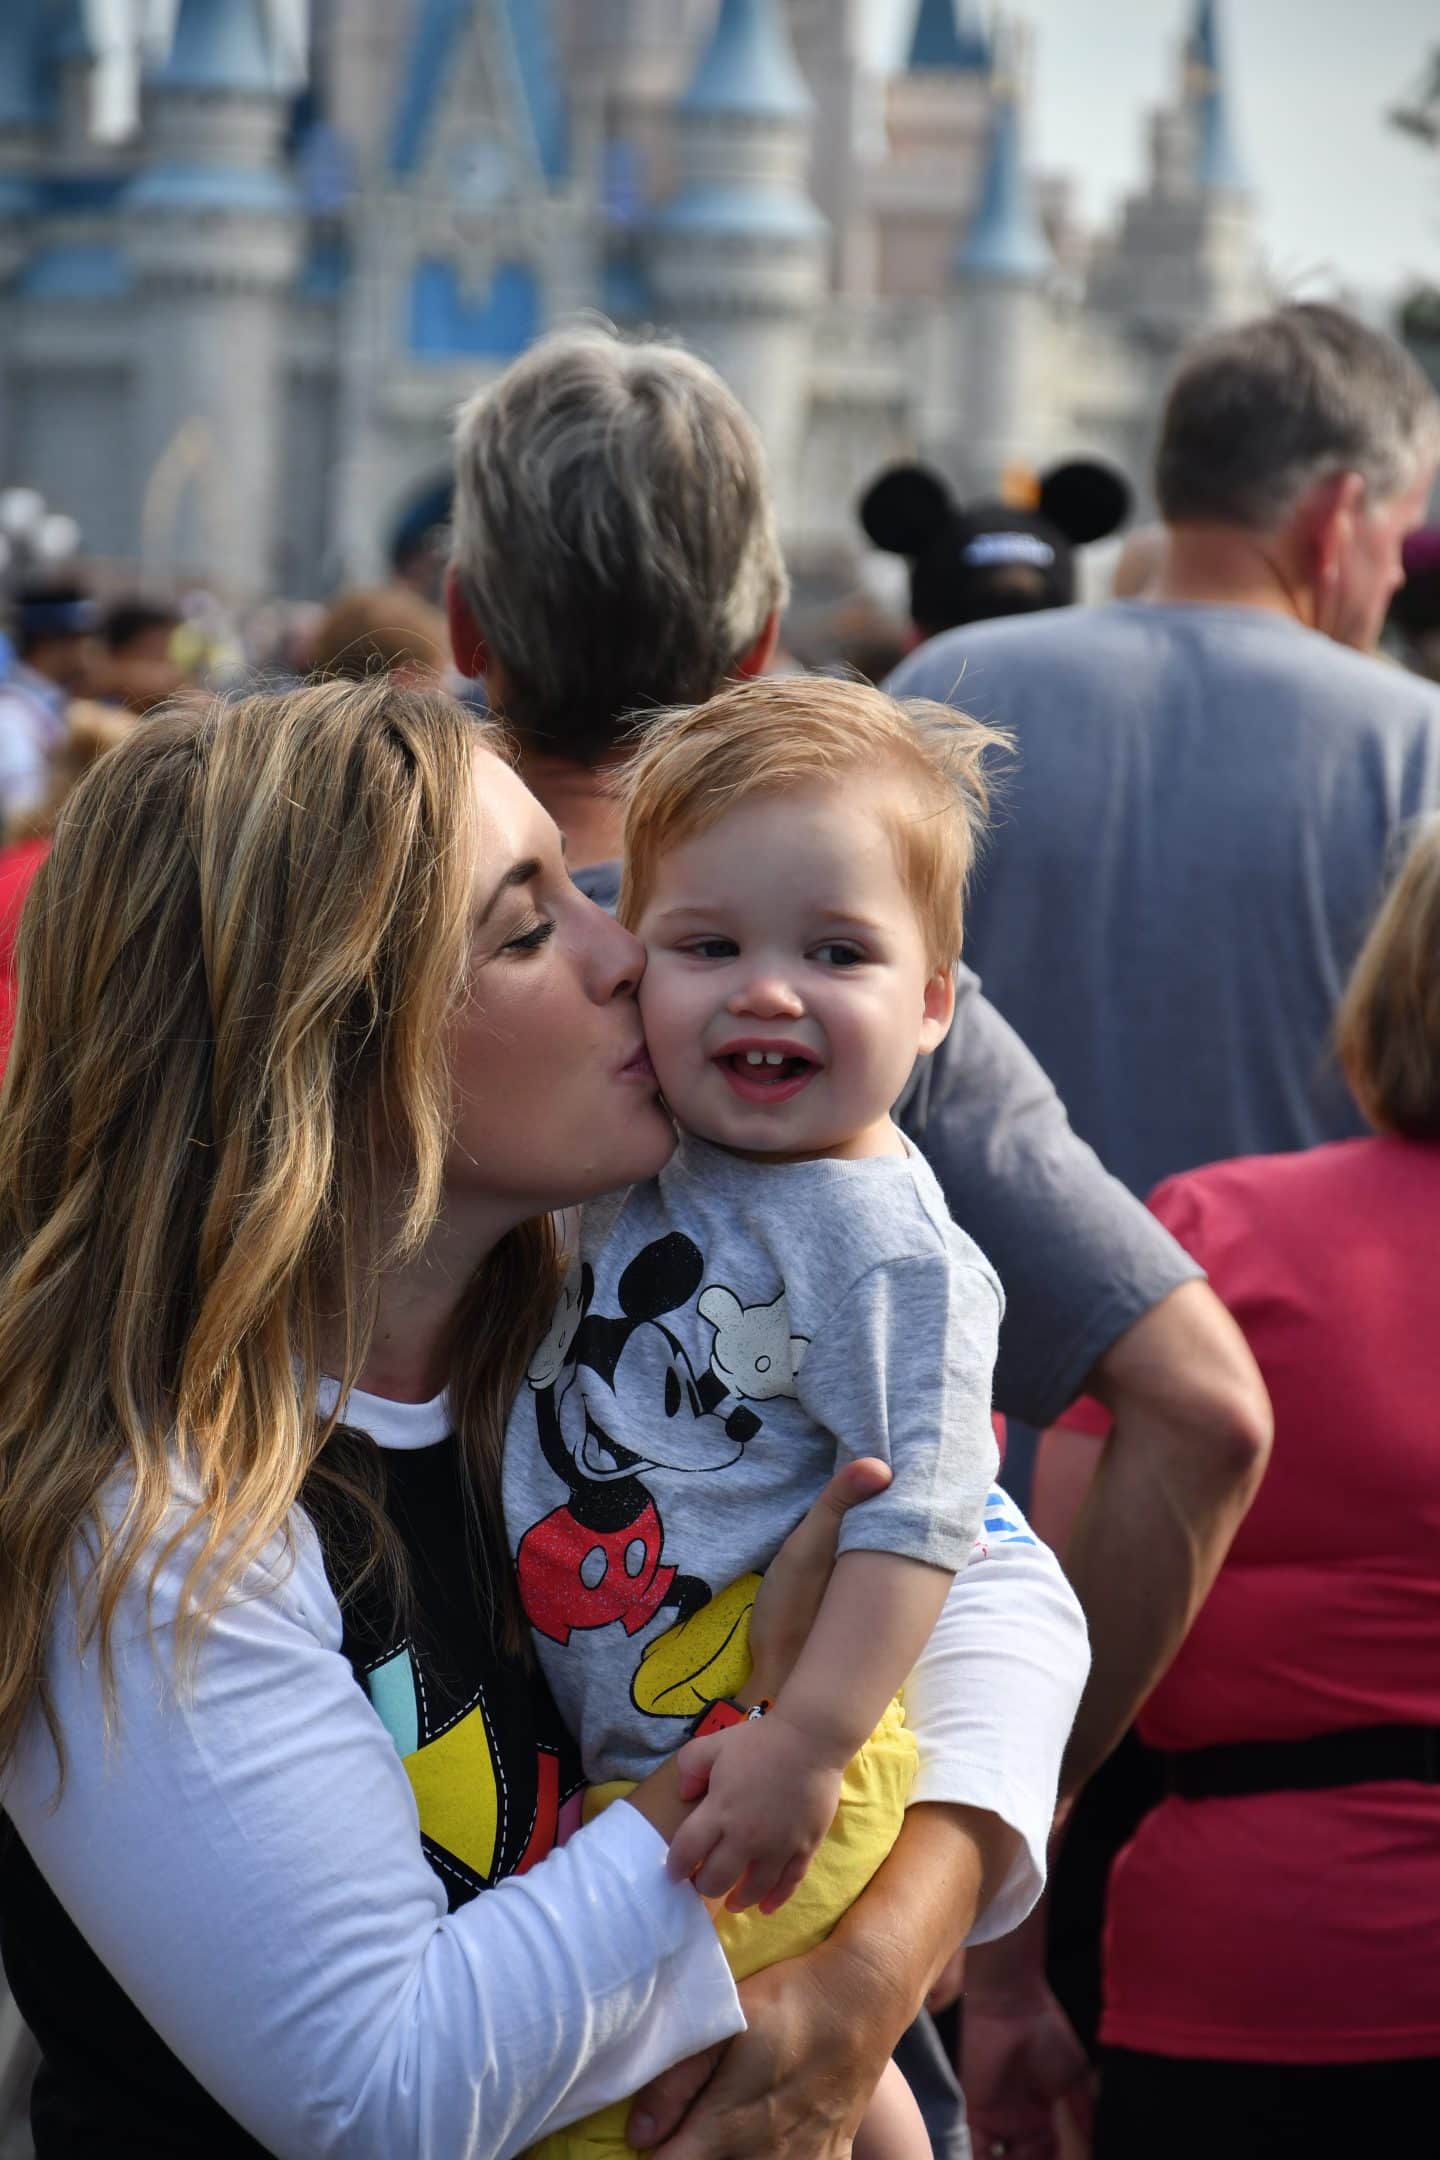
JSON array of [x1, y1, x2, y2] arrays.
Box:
[[1038, 818, 1440, 2156]]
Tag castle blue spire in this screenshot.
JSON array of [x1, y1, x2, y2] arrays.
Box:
[[1186, 0, 1247, 192], [908, 0, 990, 75], [681, 0, 812, 120], [391, 0, 568, 181], [147, 0, 295, 96], [954, 88, 1053, 282], [0, 0, 53, 129]]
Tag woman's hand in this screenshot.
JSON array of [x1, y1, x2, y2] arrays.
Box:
[[627, 1801, 1008, 2156], [624, 1458, 891, 1852], [745, 1456, 891, 1701], [626, 1923, 910, 2158]]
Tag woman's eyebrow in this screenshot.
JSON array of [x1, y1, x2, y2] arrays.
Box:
[[476, 858, 541, 924]]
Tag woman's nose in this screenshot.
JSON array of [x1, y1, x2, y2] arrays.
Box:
[[728, 974, 804, 1019], [591, 907, 646, 1002]]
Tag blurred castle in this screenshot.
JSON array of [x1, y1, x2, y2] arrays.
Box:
[[0, 0, 1269, 600]]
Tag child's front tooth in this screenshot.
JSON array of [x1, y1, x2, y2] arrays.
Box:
[[745, 1050, 765, 1066], [764, 1052, 784, 1065]]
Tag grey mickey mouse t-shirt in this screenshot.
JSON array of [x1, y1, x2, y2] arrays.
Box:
[[502, 1132, 1002, 1783]]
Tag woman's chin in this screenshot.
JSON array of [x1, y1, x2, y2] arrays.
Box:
[[607, 1102, 678, 1189], [543, 1100, 678, 1210]]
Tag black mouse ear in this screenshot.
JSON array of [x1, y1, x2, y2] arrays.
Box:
[[1037, 461, 1132, 545], [616, 1233, 705, 1322], [858, 464, 955, 556]]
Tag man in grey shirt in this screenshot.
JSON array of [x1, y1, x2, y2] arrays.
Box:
[[444, 328, 1271, 2159], [891, 303, 1440, 1200]]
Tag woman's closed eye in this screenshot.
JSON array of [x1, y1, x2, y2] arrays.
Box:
[[503, 916, 556, 954]]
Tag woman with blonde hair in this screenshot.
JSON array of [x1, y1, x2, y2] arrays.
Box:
[[0, 678, 1083, 2157], [1036, 819, 1440, 2159]]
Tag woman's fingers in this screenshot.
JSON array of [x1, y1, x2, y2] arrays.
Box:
[[805, 1456, 893, 1541], [626, 2044, 724, 2153], [748, 1458, 892, 1690]]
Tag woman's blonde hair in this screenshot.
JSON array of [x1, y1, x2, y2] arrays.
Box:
[[1335, 818, 1440, 1140], [615, 675, 1008, 970], [0, 677, 558, 1777]]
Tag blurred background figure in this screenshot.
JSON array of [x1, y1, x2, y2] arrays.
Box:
[[305, 585, 452, 689], [1109, 524, 1169, 601], [0, 586, 100, 825], [1385, 526, 1440, 680], [1037, 819, 1440, 2160], [387, 481, 454, 608], [859, 460, 1132, 649], [96, 600, 187, 715], [782, 593, 909, 687], [0, 700, 134, 1075]]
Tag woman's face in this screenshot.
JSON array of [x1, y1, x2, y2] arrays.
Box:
[[446, 750, 674, 1218]]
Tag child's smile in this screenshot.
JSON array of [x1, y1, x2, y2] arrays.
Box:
[[635, 779, 954, 1162]]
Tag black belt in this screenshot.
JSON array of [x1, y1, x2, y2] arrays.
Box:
[[1163, 1723, 1440, 1801]]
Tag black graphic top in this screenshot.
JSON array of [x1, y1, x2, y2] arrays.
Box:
[[0, 1427, 580, 2154]]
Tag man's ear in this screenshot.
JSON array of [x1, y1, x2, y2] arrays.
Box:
[[1299, 470, 1365, 616], [731, 608, 781, 681], [445, 564, 490, 680], [917, 966, 957, 1056]]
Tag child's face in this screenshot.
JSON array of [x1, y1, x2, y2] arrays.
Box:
[[634, 779, 955, 1160]]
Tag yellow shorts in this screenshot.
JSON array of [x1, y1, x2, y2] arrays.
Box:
[[524, 1697, 916, 2160]]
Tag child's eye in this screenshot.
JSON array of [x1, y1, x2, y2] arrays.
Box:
[[814, 942, 866, 968], [504, 917, 555, 953], [683, 937, 739, 961]]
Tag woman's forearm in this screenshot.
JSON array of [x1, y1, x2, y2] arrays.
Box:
[[831, 1800, 1017, 2012], [10, 1519, 741, 2160]]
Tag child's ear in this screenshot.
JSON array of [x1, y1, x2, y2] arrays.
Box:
[[916, 967, 956, 1056]]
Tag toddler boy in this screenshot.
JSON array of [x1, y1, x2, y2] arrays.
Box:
[[506, 676, 1008, 2158]]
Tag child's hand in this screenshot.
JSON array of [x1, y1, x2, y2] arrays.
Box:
[[666, 1711, 845, 1915]]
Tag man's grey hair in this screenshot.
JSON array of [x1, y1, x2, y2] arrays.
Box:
[[451, 328, 788, 762], [1155, 302, 1440, 532]]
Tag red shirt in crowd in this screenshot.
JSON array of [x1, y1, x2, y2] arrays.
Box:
[[1062, 1138, 1440, 2063], [0, 836, 48, 1073]]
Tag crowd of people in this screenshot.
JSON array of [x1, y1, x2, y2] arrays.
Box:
[[0, 296, 1434, 2160]]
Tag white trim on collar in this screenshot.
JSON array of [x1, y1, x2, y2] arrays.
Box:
[[315, 1375, 452, 1451]]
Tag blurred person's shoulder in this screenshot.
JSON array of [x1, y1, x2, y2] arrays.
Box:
[[1147, 1134, 1427, 1266], [884, 601, 1151, 712]]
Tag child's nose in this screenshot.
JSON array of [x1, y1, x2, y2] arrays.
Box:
[[728, 973, 804, 1019]]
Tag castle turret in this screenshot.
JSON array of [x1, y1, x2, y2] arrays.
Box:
[[784, 0, 885, 293], [1087, 0, 1267, 358], [1187, 0, 1246, 194], [930, 63, 1054, 492], [649, 0, 825, 521], [0, 4, 49, 486], [870, 0, 993, 301], [908, 0, 990, 75], [119, 0, 305, 598], [0, 2, 48, 239]]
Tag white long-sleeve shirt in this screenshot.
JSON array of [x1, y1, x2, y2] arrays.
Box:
[[1, 1387, 1086, 2158]]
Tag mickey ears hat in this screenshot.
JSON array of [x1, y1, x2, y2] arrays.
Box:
[[859, 458, 1132, 637]]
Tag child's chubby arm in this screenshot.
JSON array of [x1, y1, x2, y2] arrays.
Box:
[[665, 1547, 954, 1914]]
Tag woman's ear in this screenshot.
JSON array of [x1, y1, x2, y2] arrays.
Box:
[[917, 967, 957, 1055]]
